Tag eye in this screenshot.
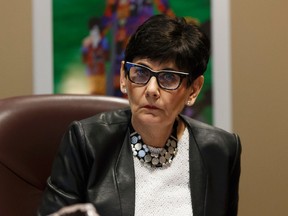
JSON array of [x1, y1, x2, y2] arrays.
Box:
[[129, 65, 151, 84], [134, 66, 150, 78], [160, 72, 179, 82]]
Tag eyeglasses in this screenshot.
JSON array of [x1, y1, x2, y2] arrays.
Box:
[[124, 62, 189, 90]]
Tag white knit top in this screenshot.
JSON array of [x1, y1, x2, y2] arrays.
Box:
[[133, 128, 193, 216]]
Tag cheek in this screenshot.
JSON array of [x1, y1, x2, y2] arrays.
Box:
[[173, 98, 186, 113], [164, 93, 186, 114], [126, 85, 143, 104], [173, 89, 192, 112]]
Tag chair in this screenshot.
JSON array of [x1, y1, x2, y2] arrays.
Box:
[[0, 94, 129, 216]]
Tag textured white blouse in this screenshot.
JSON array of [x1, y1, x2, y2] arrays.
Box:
[[133, 128, 193, 216]]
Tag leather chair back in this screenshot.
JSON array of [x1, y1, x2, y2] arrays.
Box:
[[0, 94, 129, 216]]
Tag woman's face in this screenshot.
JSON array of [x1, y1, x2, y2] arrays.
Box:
[[120, 58, 204, 127]]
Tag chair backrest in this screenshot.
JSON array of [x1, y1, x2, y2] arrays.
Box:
[[0, 94, 129, 216]]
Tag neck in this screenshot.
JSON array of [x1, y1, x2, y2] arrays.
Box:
[[131, 117, 185, 148]]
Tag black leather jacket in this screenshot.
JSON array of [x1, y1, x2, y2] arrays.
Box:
[[38, 109, 241, 216]]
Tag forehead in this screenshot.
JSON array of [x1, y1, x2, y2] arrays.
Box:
[[133, 58, 179, 71]]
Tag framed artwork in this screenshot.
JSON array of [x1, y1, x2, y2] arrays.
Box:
[[52, 0, 212, 123]]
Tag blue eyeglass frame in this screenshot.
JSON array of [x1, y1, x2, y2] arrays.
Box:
[[124, 61, 189, 90]]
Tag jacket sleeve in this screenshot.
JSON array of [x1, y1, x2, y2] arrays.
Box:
[[38, 121, 90, 216], [228, 134, 242, 216]]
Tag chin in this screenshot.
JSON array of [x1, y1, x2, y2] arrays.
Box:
[[132, 108, 168, 125], [138, 114, 166, 125]]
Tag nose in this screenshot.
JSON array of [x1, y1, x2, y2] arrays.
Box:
[[145, 76, 160, 98]]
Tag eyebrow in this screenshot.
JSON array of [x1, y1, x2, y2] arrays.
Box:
[[131, 62, 185, 73]]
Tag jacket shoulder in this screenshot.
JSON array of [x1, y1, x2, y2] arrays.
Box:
[[79, 108, 131, 126], [67, 108, 131, 153], [182, 115, 241, 168], [64, 109, 131, 167], [182, 115, 239, 148]]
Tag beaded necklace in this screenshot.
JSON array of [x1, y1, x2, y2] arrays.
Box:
[[129, 121, 178, 167]]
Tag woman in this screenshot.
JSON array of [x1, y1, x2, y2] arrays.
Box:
[[38, 14, 241, 216]]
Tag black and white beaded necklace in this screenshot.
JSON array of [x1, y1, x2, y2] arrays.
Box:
[[129, 121, 178, 168]]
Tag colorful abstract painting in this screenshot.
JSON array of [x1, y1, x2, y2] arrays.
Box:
[[53, 0, 212, 123]]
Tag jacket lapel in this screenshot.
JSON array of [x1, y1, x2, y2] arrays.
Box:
[[183, 116, 208, 216], [115, 131, 135, 216]]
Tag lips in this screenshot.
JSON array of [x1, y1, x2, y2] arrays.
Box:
[[143, 105, 159, 110]]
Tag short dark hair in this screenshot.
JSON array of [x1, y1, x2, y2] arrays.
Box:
[[124, 14, 210, 86]]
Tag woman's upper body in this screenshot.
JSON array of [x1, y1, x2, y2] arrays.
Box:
[[38, 14, 241, 215], [38, 109, 241, 216]]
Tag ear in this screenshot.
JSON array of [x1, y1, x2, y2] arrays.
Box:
[[120, 61, 128, 94], [186, 75, 204, 106]]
